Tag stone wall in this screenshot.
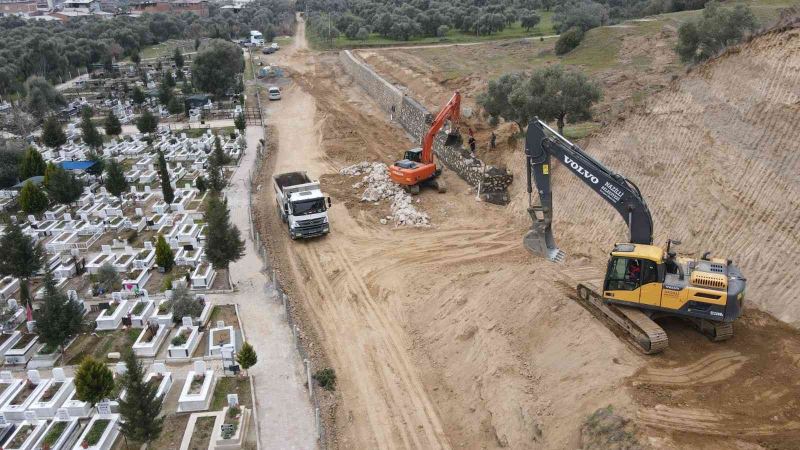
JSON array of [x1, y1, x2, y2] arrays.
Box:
[[339, 50, 513, 204]]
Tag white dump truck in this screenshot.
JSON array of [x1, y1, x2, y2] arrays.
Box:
[[273, 171, 331, 239]]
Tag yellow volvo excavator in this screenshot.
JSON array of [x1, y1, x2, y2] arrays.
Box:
[[523, 119, 746, 354]]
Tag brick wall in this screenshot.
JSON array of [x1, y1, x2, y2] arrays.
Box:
[[339, 50, 512, 204]]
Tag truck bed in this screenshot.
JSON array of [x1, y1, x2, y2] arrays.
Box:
[[274, 172, 311, 191]]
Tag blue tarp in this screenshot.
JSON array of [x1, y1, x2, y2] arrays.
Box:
[[59, 160, 96, 171]]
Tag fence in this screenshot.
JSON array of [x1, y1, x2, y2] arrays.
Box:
[[245, 50, 328, 447]]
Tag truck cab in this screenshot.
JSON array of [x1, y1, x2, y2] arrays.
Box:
[[274, 172, 331, 240]]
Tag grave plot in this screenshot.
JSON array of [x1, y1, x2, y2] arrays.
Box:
[[144, 363, 173, 401], [167, 319, 200, 361], [95, 300, 131, 331], [0, 371, 24, 407], [177, 361, 216, 412], [61, 329, 140, 366], [132, 323, 169, 358], [35, 412, 81, 450], [73, 412, 120, 450], [203, 306, 241, 359], [0, 331, 23, 358], [1, 371, 50, 421], [3, 417, 47, 450], [29, 369, 75, 419], [128, 299, 155, 328], [4, 334, 39, 366]]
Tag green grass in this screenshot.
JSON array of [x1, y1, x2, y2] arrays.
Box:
[[275, 36, 293, 46], [311, 14, 556, 50], [85, 419, 110, 446], [562, 122, 601, 140], [181, 126, 236, 139], [211, 376, 253, 410], [562, 26, 623, 71], [138, 39, 195, 60]]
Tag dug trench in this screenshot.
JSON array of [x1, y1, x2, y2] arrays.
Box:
[[252, 18, 800, 450]]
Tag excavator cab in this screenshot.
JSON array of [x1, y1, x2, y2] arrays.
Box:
[[403, 148, 423, 163]]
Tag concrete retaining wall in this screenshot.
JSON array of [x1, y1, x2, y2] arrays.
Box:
[[339, 50, 512, 204]]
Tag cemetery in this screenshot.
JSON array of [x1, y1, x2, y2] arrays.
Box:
[[0, 79, 260, 448]]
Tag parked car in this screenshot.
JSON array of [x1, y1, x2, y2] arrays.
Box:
[[268, 86, 281, 101], [262, 47, 276, 54]]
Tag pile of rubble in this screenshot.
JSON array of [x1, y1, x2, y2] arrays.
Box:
[[340, 162, 430, 227]]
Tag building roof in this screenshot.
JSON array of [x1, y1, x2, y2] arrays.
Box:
[[59, 160, 97, 171]]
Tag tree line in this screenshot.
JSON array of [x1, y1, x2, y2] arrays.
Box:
[[0, 0, 293, 97], [301, 0, 719, 43]]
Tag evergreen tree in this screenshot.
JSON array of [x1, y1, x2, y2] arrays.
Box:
[[237, 342, 258, 375], [167, 96, 184, 115], [104, 159, 128, 198], [195, 175, 207, 193], [212, 134, 229, 166], [34, 270, 84, 352], [87, 151, 105, 176], [173, 48, 185, 68], [234, 113, 246, 132], [158, 80, 172, 105], [155, 234, 174, 271], [164, 70, 176, 88], [131, 86, 146, 106], [74, 357, 115, 407], [118, 351, 164, 444], [80, 107, 103, 150], [19, 180, 48, 214], [104, 110, 122, 136], [207, 162, 224, 192], [204, 194, 245, 270], [43, 162, 56, 188], [19, 147, 46, 180], [96, 262, 121, 292], [41, 116, 67, 148], [136, 110, 158, 134], [157, 150, 174, 204], [0, 222, 42, 306], [45, 164, 83, 205]]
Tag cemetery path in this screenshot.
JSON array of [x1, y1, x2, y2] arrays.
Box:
[[207, 124, 318, 450]]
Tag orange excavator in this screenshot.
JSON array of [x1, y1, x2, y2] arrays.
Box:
[[389, 91, 461, 194]]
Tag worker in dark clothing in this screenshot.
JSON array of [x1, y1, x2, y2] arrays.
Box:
[[468, 136, 476, 156], [468, 128, 474, 138], [490, 132, 496, 150]]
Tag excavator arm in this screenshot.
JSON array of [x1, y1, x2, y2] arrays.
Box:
[[523, 119, 654, 261], [421, 92, 461, 164]]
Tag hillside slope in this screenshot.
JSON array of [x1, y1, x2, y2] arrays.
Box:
[[539, 24, 800, 324]]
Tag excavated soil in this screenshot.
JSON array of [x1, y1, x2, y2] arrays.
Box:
[[253, 17, 800, 450]]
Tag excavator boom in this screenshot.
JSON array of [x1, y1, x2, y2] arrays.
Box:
[[523, 119, 654, 261]]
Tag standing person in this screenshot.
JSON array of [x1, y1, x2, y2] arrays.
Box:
[[390, 104, 395, 121], [490, 131, 497, 150], [468, 136, 476, 156], [468, 127, 474, 138]]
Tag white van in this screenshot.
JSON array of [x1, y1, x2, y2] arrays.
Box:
[[268, 86, 281, 101]]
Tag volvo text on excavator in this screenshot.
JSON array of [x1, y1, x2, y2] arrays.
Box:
[[523, 119, 746, 354], [389, 92, 462, 193]]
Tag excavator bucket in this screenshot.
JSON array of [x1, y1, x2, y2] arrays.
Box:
[[523, 215, 565, 263]]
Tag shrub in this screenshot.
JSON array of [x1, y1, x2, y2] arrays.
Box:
[[313, 368, 337, 391], [555, 27, 585, 55], [675, 1, 758, 63]]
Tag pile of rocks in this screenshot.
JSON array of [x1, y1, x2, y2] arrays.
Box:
[[340, 162, 430, 227]]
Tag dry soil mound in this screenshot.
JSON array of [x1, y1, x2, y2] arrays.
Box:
[[509, 25, 800, 325]]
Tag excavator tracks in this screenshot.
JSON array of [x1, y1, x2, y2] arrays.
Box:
[[688, 318, 734, 342], [576, 283, 669, 354]]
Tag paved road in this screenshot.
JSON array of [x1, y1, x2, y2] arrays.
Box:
[[208, 125, 318, 450]]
